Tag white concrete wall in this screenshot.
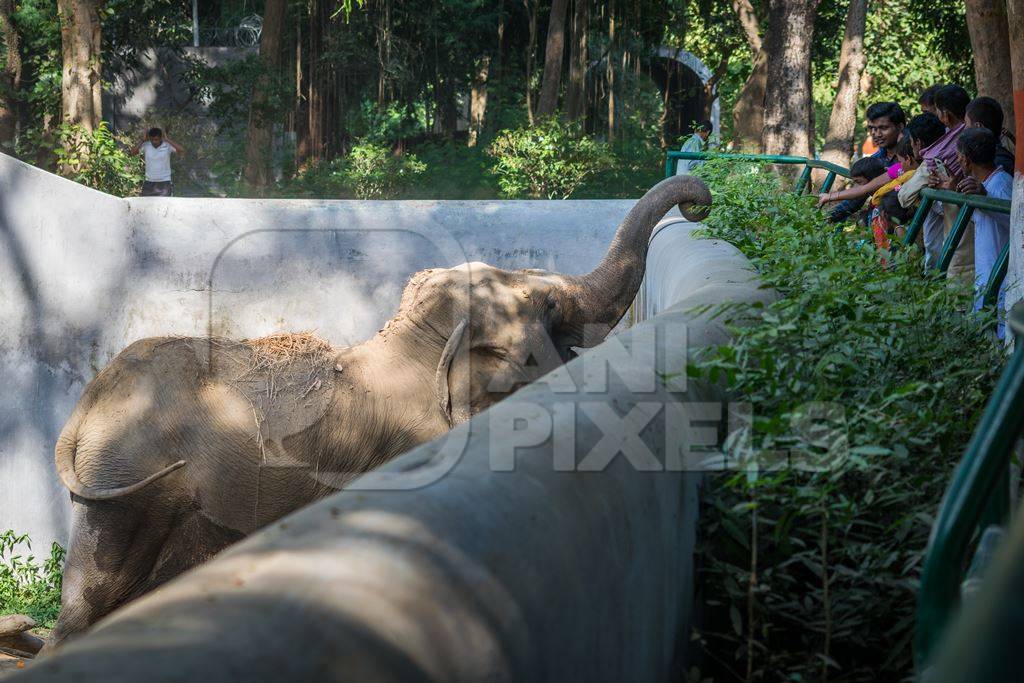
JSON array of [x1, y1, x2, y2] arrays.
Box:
[[0, 152, 664, 550]]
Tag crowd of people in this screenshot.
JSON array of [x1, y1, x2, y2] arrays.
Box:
[[816, 86, 1016, 335]]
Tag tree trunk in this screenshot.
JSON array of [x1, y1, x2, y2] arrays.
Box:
[[730, 0, 765, 152], [702, 54, 729, 121], [243, 0, 286, 193], [606, 7, 615, 141], [565, 0, 588, 121], [536, 0, 568, 118], [305, 0, 328, 165], [524, 0, 538, 124], [762, 0, 817, 158], [821, 0, 867, 169], [965, 0, 1014, 130], [0, 0, 22, 148], [1004, 0, 1023, 315], [468, 56, 490, 147], [437, 76, 458, 139], [58, 0, 102, 132]]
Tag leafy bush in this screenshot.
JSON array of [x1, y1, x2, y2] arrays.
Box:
[[488, 118, 616, 199], [280, 140, 426, 200], [54, 122, 144, 197], [0, 531, 64, 628], [406, 142, 500, 199], [343, 141, 427, 199], [689, 160, 1004, 681]]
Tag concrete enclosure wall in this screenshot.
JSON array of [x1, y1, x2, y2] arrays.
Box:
[[16, 220, 769, 682], [0, 152, 671, 551]]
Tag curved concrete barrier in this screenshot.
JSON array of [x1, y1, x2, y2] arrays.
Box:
[[14, 220, 769, 682]]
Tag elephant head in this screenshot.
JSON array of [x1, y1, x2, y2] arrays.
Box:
[[388, 173, 713, 426]]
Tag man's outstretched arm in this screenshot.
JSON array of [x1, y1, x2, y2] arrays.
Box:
[[165, 136, 186, 157]]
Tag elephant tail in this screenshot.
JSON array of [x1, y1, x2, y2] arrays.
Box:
[[55, 408, 185, 501]]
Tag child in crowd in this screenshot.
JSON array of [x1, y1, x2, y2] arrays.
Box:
[[821, 156, 888, 224], [964, 97, 1015, 174], [898, 112, 949, 265], [918, 85, 942, 116], [954, 128, 1012, 337], [870, 133, 919, 246]]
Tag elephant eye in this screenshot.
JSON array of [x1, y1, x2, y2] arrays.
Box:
[[472, 345, 507, 361]]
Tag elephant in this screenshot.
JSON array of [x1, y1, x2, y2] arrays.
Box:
[[45, 174, 711, 649]]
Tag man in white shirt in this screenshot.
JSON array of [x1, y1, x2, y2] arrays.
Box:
[[674, 120, 713, 176], [955, 128, 1012, 336], [133, 127, 185, 196]]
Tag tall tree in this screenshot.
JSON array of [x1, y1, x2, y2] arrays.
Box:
[[243, 0, 287, 192], [58, 0, 102, 131], [536, 0, 568, 118], [821, 0, 868, 169], [304, 0, 331, 166], [468, 55, 491, 146], [964, 0, 1014, 129], [730, 0, 766, 152], [565, 0, 588, 121], [524, 0, 538, 124], [0, 0, 22, 148], [606, 5, 615, 140], [762, 0, 818, 157]]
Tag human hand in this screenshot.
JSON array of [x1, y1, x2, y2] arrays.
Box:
[[817, 193, 832, 208], [956, 176, 985, 196], [927, 174, 956, 191]]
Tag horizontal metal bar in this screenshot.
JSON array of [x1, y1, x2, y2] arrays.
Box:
[[663, 152, 851, 179], [920, 188, 1012, 214]]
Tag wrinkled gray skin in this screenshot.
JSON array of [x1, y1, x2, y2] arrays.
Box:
[[45, 175, 711, 650]]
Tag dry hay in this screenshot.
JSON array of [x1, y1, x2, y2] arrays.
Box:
[[239, 331, 334, 375]]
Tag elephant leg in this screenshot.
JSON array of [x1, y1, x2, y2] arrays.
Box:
[[45, 498, 174, 651]]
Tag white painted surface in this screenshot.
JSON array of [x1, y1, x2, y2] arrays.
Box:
[[0, 152, 664, 550]]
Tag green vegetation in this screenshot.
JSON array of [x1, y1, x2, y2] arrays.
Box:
[[488, 119, 616, 199], [0, 531, 64, 628], [54, 123, 144, 196], [0, 0, 976, 198], [688, 160, 1004, 681]]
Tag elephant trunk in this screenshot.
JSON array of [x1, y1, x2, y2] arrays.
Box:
[[562, 174, 712, 341]]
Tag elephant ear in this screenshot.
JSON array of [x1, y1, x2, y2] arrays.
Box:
[[435, 318, 469, 426]]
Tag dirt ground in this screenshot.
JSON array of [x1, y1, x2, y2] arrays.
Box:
[[0, 629, 47, 678]]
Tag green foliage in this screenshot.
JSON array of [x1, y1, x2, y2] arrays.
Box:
[[0, 531, 64, 628], [689, 160, 1004, 681], [54, 123, 144, 196], [283, 140, 426, 199], [488, 118, 617, 199], [342, 141, 426, 199], [406, 142, 501, 199], [810, 0, 974, 147]]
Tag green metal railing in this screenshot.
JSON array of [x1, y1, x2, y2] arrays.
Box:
[[901, 188, 1013, 306], [915, 302, 1024, 672], [664, 151, 851, 194]]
